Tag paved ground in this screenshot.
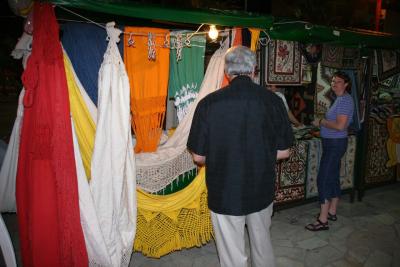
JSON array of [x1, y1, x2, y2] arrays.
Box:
[[2, 183, 400, 267]]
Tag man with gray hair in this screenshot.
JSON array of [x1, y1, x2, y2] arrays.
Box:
[[187, 45, 293, 267]]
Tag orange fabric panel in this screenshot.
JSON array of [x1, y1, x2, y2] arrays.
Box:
[[232, 28, 242, 46], [221, 28, 242, 88], [388, 117, 400, 143], [124, 27, 170, 153]]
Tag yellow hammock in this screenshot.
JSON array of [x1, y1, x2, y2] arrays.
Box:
[[135, 167, 213, 258], [64, 53, 96, 179]]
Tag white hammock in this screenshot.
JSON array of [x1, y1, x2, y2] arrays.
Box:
[[90, 22, 136, 267], [135, 37, 230, 192]]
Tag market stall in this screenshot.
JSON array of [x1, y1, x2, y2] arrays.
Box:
[[1, 0, 400, 264]]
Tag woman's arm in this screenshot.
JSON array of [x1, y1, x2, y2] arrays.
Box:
[[287, 110, 302, 127], [191, 152, 206, 166], [320, 115, 349, 131], [277, 149, 290, 160]]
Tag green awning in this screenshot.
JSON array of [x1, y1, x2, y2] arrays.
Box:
[[267, 22, 400, 49], [50, 0, 274, 29], [50, 0, 400, 49]]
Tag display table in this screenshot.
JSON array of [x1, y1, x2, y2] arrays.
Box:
[[274, 135, 357, 205]]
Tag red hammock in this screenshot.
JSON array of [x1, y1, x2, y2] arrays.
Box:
[[16, 3, 88, 266]]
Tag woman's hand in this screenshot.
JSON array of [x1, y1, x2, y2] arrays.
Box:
[[312, 119, 321, 127]]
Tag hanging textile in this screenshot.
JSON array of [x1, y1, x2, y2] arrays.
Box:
[[124, 26, 169, 153], [168, 31, 205, 122], [386, 117, 400, 167], [365, 118, 395, 184], [299, 43, 322, 65], [321, 45, 361, 69], [64, 52, 96, 179], [61, 22, 124, 105], [321, 45, 344, 69], [0, 32, 32, 213], [266, 40, 302, 85], [274, 141, 307, 204], [249, 28, 260, 52], [135, 167, 213, 258], [71, 119, 111, 266], [135, 38, 228, 193], [314, 63, 336, 117], [376, 49, 400, 81], [16, 3, 87, 267], [221, 28, 239, 87], [0, 214, 16, 267], [90, 22, 137, 267], [0, 90, 24, 212]]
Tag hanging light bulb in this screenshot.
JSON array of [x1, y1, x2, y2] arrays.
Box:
[[208, 25, 219, 40]]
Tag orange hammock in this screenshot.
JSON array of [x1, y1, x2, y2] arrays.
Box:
[[124, 27, 170, 153]]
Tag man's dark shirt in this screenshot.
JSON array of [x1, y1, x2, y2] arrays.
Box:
[[187, 76, 294, 216]]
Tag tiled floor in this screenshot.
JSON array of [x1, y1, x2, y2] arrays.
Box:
[[2, 183, 400, 267]]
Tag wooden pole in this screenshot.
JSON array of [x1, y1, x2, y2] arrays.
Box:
[[375, 0, 382, 31]]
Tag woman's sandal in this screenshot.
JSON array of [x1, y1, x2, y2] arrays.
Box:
[[305, 219, 329, 231], [316, 212, 338, 221], [328, 212, 337, 221]]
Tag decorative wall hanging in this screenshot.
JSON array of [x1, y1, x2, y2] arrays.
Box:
[[301, 56, 313, 84], [342, 47, 361, 69], [376, 49, 400, 81], [300, 43, 322, 65], [274, 141, 307, 204], [364, 118, 395, 184], [321, 45, 344, 69], [321, 45, 360, 69], [266, 40, 302, 85], [314, 64, 336, 117], [379, 73, 400, 88]]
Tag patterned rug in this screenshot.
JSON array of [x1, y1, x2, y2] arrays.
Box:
[[305, 136, 356, 199], [266, 40, 301, 85], [376, 49, 400, 82], [379, 73, 400, 88], [275, 141, 307, 204], [321, 45, 344, 69], [315, 64, 336, 117], [365, 118, 396, 184], [321, 45, 360, 69], [299, 43, 322, 65], [342, 47, 361, 69]]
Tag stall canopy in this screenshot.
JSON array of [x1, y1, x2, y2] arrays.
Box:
[[50, 0, 274, 28], [269, 22, 400, 49], [51, 0, 400, 49]]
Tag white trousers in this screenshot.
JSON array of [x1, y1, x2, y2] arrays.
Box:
[[211, 203, 275, 267]]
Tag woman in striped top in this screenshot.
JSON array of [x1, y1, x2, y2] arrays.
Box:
[[306, 71, 354, 231]]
